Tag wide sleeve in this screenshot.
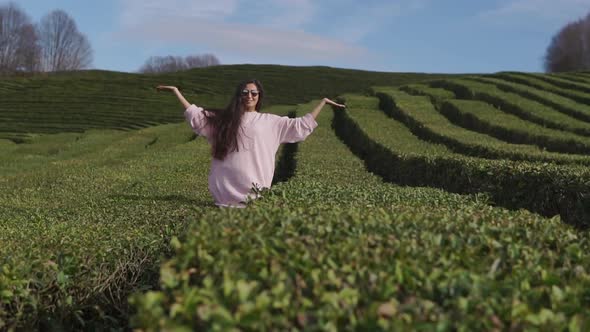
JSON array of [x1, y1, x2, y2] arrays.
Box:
[[184, 104, 210, 137], [275, 113, 318, 144]]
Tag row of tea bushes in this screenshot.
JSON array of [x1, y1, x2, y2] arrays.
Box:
[[374, 87, 590, 166], [0, 121, 215, 330], [398, 84, 455, 106], [130, 101, 590, 331], [0, 65, 449, 141], [439, 99, 590, 155], [526, 72, 590, 94], [494, 72, 590, 106], [467, 76, 590, 122], [558, 72, 590, 84], [0, 104, 298, 330], [333, 94, 590, 226], [431, 78, 590, 137]]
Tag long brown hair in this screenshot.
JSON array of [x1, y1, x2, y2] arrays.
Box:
[[205, 79, 264, 160]]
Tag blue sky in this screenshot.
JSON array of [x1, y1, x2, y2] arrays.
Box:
[[11, 0, 590, 73]]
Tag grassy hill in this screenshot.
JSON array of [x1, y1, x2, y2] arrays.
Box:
[[0, 64, 451, 142], [1, 65, 590, 330]]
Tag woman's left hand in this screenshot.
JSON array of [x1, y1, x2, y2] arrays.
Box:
[[323, 98, 346, 108]]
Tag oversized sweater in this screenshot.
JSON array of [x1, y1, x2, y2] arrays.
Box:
[[184, 104, 318, 207]]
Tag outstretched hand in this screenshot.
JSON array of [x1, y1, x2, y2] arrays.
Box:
[[156, 85, 178, 92], [156, 85, 191, 108], [323, 98, 346, 108]]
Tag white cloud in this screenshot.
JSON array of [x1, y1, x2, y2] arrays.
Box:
[[119, 0, 316, 29], [115, 0, 367, 63], [315, 0, 430, 43], [119, 0, 239, 26], [117, 14, 367, 62], [266, 0, 316, 28]]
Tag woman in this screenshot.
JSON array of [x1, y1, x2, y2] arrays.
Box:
[[156, 79, 345, 208]]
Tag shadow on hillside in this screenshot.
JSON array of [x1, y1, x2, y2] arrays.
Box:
[[109, 194, 216, 207]]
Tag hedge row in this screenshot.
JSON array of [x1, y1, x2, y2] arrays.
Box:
[[524, 73, 590, 94], [467, 76, 590, 123], [399, 83, 590, 155], [493, 73, 590, 106], [272, 109, 298, 185], [0, 104, 295, 330], [398, 84, 455, 106], [0, 97, 210, 140], [431, 78, 590, 137], [374, 87, 590, 166], [0, 122, 214, 330], [333, 94, 590, 227], [438, 99, 590, 155], [568, 72, 590, 83], [0, 65, 451, 141], [553, 73, 590, 85], [130, 100, 590, 331]]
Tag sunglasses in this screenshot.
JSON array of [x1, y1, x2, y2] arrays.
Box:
[[241, 89, 260, 97]]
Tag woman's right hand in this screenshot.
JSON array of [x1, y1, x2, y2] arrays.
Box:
[[323, 98, 346, 108], [156, 85, 178, 92], [156, 85, 191, 109]]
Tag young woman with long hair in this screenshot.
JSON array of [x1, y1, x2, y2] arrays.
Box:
[[156, 79, 345, 207]]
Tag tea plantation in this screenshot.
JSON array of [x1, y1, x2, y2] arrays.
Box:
[[1, 65, 589, 331]]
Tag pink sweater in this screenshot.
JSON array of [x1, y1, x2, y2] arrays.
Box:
[[185, 104, 318, 207]]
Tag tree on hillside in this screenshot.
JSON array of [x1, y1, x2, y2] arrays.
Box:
[[37, 9, 93, 71], [18, 23, 41, 72], [139, 53, 220, 73], [544, 13, 590, 72], [185, 53, 220, 67], [139, 55, 186, 73], [0, 2, 40, 74]]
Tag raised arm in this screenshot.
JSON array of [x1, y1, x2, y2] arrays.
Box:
[[309, 98, 346, 120], [156, 85, 191, 109]]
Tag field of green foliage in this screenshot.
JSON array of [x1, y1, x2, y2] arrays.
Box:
[[1, 65, 589, 331]]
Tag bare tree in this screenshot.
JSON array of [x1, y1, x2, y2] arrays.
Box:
[[139, 53, 220, 73], [18, 23, 41, 72], [0, 2, 38, 74], [37, 9, 92, 71], [139, 55, 187, 73], [185, 53, 220, 68], [545, 13, 590, 72]]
